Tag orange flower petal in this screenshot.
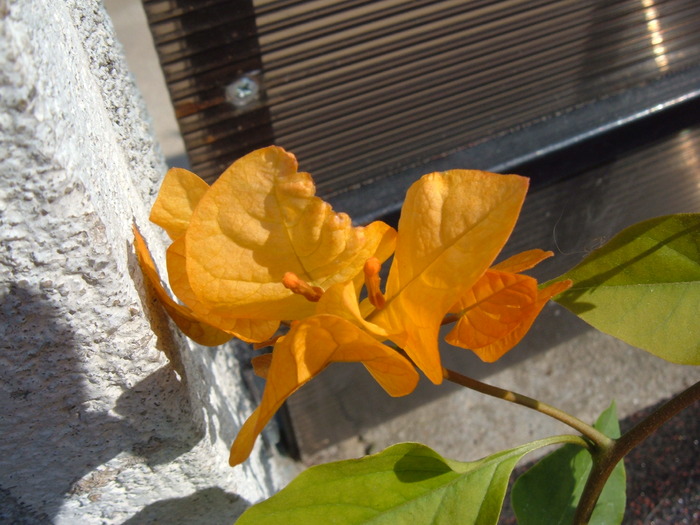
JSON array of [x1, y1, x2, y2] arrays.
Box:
[[184, 146, 395, 320], [166, 236, 279, 342], [229, 315, 418, 466], [251, 353, 273, 378], [316, 280, 390, 340], [445, 270, 537, 354], [149, 167, 210, 240], [446, 272, 573, 362], [492, 249, 554, 273], [133, 227, 232, 346], [373, 170, 529, 383]]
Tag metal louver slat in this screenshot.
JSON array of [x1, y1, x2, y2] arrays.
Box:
[[258, 0, 700, 191], [143, 0, 700, 203], [144, 0, 274, 182]]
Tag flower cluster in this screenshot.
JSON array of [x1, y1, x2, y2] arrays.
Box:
[[134, 146, 570, 466]]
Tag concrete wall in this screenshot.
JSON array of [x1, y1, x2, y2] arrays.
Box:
[[0, 1, 289, 522]]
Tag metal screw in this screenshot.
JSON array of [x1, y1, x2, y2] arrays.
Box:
[[226, 74, 260, 109]]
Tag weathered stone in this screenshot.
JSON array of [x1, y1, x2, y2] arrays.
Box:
[[0, 1, 290, 522]]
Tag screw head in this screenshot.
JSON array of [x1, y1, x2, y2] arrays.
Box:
[[226, 75, 260, 109]]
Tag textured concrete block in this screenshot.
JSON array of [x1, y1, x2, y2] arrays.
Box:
[[0, 1, 289, 523]]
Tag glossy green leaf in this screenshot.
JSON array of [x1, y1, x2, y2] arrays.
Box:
[[236, 438, 574, 525], [511, 402, 626, 525], [551, 214, 700, 364]]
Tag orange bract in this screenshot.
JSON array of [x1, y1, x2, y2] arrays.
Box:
[[370, 170, 529, 383], [149, 167, 209, 240], [183, 147, 395, 321], [446, 260, 573, 362], [135, 146, 569, 467], [229, 315, 419, 466], [133, 227, 233, 346]]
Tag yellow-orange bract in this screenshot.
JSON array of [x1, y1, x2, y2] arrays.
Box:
[[183, 147, 395, 322], [445, 250, 573, 362], [133, 146, 571, 467]]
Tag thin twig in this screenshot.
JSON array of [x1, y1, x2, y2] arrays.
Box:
[[443, 367, 612, 448]]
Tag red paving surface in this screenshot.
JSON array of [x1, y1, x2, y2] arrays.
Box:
[[500, 395, 699, 524]]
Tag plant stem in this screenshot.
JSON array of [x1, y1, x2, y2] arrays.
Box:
[[573, 379, 700, 524], [442, 367, 612, 448]]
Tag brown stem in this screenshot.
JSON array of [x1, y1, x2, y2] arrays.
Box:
[[443, 367, 611, 448], [573, 380, 700, 524]]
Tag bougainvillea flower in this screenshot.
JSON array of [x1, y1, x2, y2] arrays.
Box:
[[149, 167, 209, 240], [136, 146, 570, 467], [228, 315, 420, 466], [182, 147, 395, 322], [445, 250, 573, 362], [133, 227, 233, 346], [365, 170, 531, 384], [140, 165, 281, 343], [228, 169, 543, 464]]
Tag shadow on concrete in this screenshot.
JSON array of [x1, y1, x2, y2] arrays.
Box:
[[122, 487, 252, 525], [115, 366, 203, 467], [0, 283, 122, 521], [0, 283, 204, 521]]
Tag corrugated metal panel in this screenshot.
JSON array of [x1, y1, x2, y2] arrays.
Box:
[[259, 0, 700, 191], [143, 0, 275, 181], [144, 0, 700, 191]]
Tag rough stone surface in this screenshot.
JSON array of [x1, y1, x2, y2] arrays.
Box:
[[0, 1, 291, 523]]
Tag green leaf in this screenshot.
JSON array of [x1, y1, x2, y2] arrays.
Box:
[[550, 214, 700, 365], [511, 402, 626, 525], [236, 438, 574, 525]]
